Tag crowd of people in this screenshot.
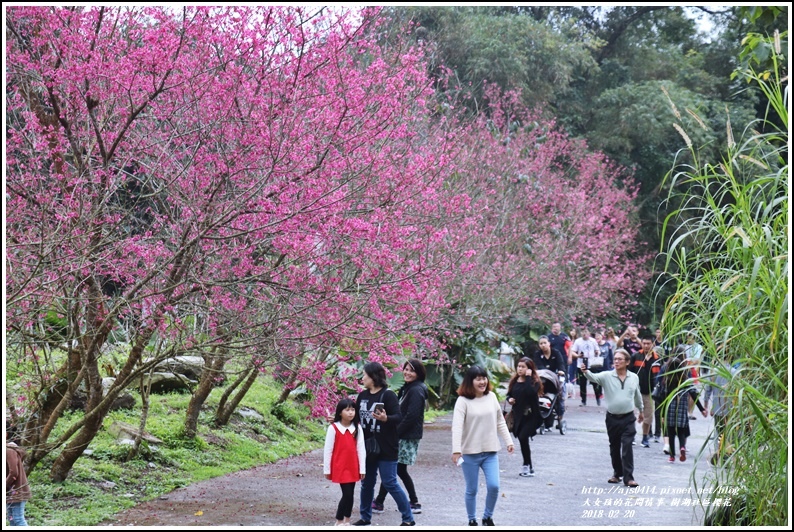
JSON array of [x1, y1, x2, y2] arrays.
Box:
[[317, 322, 720, 527], [316, 322, 722, 527]]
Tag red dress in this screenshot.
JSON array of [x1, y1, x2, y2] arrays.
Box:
[[330, 424, 360, 484]]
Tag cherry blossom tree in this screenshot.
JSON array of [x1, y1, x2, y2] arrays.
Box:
[[430, 87, 652, 335], [5, 5, 457, 480], [5, 6, 651, 483]]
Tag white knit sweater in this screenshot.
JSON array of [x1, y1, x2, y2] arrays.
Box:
[[451, 393, 513, 454]]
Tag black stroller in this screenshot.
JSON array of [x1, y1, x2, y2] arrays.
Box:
[[536, 369, 567, 435]]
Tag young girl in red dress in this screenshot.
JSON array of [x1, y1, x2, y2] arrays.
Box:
[[323, 398, 366, 526]]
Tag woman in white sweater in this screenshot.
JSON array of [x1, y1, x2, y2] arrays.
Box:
[[451, 365, 514, 526]]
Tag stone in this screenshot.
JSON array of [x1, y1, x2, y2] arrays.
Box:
[[108, 421, 163, 444]]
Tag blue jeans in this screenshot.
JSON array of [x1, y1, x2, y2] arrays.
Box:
[[359, 459, 413, 523], [460, 452, 500, 521], [6, 501, 28, 526]]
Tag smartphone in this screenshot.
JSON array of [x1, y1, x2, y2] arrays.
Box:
[[372, 402, 385, 414]]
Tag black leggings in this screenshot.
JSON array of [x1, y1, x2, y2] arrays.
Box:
[[516, 421, 535, 468], [375, 463, 418, 504], [336, 482, 356, 520], [667, 428, 688, 458]]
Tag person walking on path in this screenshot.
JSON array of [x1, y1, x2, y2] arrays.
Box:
[[451, 365, 514, 526], [547, 323, 571, 396], [662, 349, 708, 463], [571, 327, 601, 406], [629, 337, 661, 447], [617, 325, 642, 356], [582, 349, 643, 488], [353, 362, 415, 527], [505, 357, 543, 478], [324, 398, 366, 526], [532, 336, 567, 426], [372, 359, 428, 516], [6, 440, 31, 526]]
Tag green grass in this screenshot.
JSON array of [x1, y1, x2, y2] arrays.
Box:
[[20, 378, 451, 527], [23, 378, 327, 527]]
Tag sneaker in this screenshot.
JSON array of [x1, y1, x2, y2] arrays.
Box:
[[400, 522, 416, 526], [596, 397, 601, 406], [632, 439, 636, 446], [579, 402, 586, 407], [529, 467, 535, 477], [680, 447, 687, 462], [482, 517, 495, 526], [352, 520, 371, 526], [410, 503, 422, 514], [371, 501, 384, 514], [468, 519, 478, 526], [519, 465, 530, 477], [641, 437, 650, 448], [668, 455, 675, 463], [654, 435, 660, 443], [663, 445, 671, 455]]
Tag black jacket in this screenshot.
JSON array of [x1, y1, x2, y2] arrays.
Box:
[[396, 380, 428, 440], [356, 387, 402, 461], [533, 348, 566, 375], [506, 379, 542, 437]]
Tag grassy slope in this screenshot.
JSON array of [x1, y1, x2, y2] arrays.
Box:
[[24, 378, 323, 527], [22, 378, 448, 527]]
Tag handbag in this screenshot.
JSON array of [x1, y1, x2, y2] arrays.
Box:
[[651, 380, 667, 403], [364, 437, 381, 459], [502, 400, 514, 432]]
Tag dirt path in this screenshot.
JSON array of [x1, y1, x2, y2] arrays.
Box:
[[105, 393, 718, 527]]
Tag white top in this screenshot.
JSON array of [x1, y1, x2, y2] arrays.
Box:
[[323, 421, 366, 475], [685, 342, 703, 362], [451, 393, 513, 455], [572, 337, 600, 368]]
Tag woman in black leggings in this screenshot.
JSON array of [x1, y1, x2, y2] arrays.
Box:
[[372, 359, 428, 514], [506, 357, 543, 476], [663, 349, 708, 462]]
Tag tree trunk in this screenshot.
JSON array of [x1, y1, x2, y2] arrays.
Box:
[[214, 365, 260, 426], [48, 326, 152, 481], [215, 359, 254, 420], [127, 370, 152, 460], [274, 351, 305, 406], [22, 344, 82, 458], [185, 348, 229, 439]]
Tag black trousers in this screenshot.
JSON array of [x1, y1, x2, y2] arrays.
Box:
[[375, 463, 418, 505], [654, 400, 663, 437], [578, 369, 602, 403], [336, 482, 356, 520], [605, 412, 637, 484]]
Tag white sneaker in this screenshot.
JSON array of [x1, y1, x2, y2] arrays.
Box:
[[529, 467, 535, 477], [519, 465, 530, 477], [663, 445, 671, 456]]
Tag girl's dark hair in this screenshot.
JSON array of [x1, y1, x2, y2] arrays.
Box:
[[456, 365, 492, 399], [665, 345, 690, 390], [403, 358, 426, 382], [333, 397, 359, 438], [508, 357, 544, 396], [363, 361, 388, 389]]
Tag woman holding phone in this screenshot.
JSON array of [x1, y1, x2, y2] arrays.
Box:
[[372, 358, 428, 515], [353, 362, 415, 526]]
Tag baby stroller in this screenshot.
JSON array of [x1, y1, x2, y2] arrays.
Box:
[[537, 369, 567, 435]]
